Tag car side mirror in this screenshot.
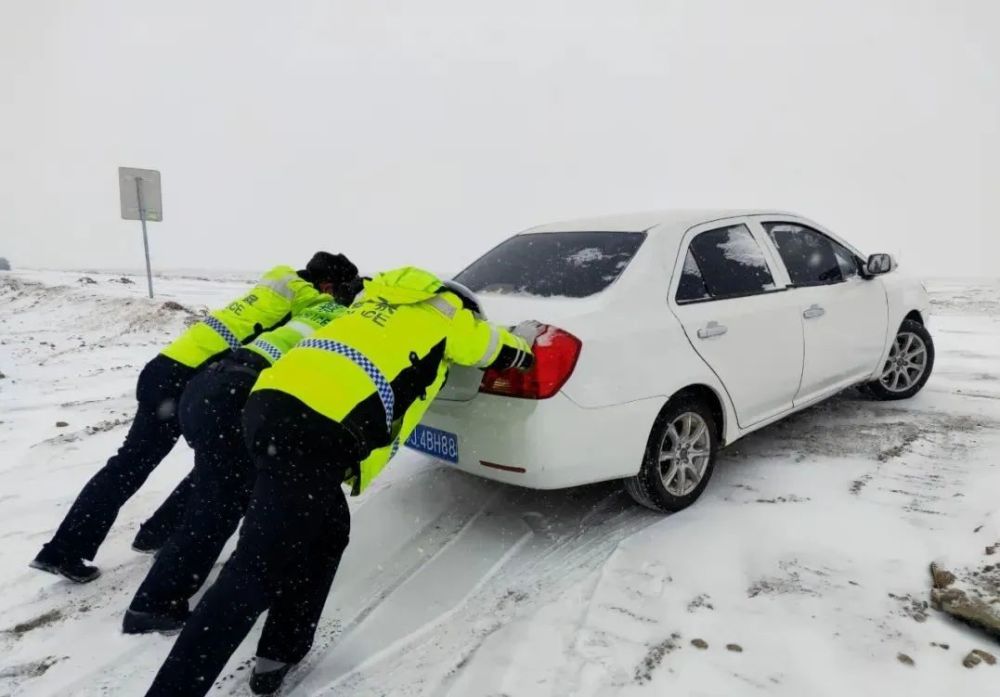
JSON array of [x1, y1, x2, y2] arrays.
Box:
[[865, 253, 894, 276]]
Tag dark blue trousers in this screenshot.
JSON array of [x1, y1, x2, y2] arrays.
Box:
[[144, 390, 353, 697], [129, 359, 260, 617], [42, 354, 195, 561]]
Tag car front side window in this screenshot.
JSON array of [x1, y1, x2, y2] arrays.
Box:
[[830, 240, 861, 280], [764, 223, 844, 287], [677, 224, 777, 303]]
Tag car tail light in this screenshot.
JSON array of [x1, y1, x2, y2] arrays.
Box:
[[480, 325, 582, 399]]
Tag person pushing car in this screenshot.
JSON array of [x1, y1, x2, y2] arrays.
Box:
[[30, 253, 357, 583], [123, 271, 360, 635], [143, 266, 537, 696]]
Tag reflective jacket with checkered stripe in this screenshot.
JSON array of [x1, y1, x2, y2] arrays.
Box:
[[160, 265, 324, 369], [250, 266, 533, 494], [242, 298, 347, 365]]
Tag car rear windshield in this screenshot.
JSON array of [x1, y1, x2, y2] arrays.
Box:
[[454, 231, 646, 298]]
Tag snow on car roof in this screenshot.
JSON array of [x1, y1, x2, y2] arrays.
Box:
[[523, 209, 797, 234]]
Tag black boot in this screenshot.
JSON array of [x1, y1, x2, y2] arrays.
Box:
[[30, 547, 100, 584], [122, 607, 189, 635], [130, 526, 166, 555], [249, 659, 293, 695]]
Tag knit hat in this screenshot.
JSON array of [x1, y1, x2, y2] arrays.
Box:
[[302, 252, 358, 286]]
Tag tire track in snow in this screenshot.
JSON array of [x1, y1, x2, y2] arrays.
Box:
[[316, 480, 661, 697], [296, 506, 534, 695], [214, 468, 510, 695]]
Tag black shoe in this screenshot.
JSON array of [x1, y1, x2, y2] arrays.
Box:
[[249, 661, 293, 695], [30, 549, 101, 584], [131, 528, 165, 555], [130, 541, 161, 556], [122, 608, 188, 635]]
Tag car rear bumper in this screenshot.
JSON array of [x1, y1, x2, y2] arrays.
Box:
[[415, 392, 664, 490]]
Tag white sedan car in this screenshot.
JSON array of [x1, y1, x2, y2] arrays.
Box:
[[406, 209, 934, 512]]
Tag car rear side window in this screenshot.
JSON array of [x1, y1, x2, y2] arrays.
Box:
[[676, 249, 711, 303], [678, 224, 776, 302], [454, 231, 646, 298], [764, 222, 845, 286]]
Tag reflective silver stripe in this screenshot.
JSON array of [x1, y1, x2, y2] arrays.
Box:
[[475, 325, 502, 368], [284, 320, 316, 339], [512, 348, 530, 369], [509, 349, 524, 370], [427, 296, 456, 318], [512, 337, 533, 369], [258, 274, 297, 300]]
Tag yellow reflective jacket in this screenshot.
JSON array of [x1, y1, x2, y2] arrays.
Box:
[[160, 265, 323, 369], [251, 266, 532, 494], [242, 297, 347, 365]]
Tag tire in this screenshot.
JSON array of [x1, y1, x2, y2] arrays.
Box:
[[865, 319, 935, 401], [624, 396, 719, 513]]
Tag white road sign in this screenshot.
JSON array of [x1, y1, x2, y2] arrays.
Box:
[[119, 167, 163, 222], [118, 166, 162, 298]]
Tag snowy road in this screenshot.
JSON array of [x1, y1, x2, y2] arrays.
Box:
[[1, 270, 999, 696]]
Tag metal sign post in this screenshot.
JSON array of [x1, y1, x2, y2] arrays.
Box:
[[118, 167, 163, 299], [135, 178, 154, 298]]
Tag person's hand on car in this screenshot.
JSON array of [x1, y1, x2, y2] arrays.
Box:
[[511, 320, 545, 346]]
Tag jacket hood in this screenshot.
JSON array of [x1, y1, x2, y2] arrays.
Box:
[[364, 267, 444, 305]]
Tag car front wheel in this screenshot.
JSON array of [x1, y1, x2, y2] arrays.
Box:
[[625, 396, 719, 513], [866, 319, 935, 401]]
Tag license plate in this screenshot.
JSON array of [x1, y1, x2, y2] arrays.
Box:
[[405, 424, 459, 463]]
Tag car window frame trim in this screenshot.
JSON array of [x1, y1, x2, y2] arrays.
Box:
[[669, 217, 789, 307], [748, 214, 869, 282], [761, 221, 847, 288]]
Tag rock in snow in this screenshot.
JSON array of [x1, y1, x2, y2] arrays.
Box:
[[930, 562, 1000, 639]]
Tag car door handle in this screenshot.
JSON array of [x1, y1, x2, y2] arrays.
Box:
[[697, 321, 728, 339], [803, 304, 826, 319]]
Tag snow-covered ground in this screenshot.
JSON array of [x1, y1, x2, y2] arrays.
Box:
[[1, 269, 999, 696]]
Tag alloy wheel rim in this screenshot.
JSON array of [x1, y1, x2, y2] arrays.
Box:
[[879, 331, 927, 393], [658, 412, 711, 497]]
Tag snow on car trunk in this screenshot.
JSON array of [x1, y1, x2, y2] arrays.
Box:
[[436, 229, 648, 403]]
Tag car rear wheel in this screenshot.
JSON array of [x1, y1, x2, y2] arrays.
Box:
[[865, 319, 935, 401], [625, 396, 719, 513]]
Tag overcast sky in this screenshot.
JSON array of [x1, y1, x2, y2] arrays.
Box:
[[1, 0, 997, 277]]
